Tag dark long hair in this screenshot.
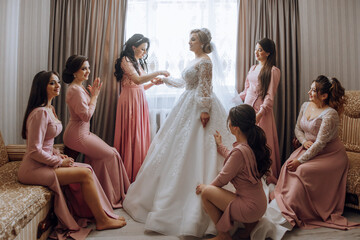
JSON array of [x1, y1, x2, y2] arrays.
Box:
[[62, 55, 88, 84], [227, 104, 272, 177], [257, 38, 276, 100], [22, 71, 59, 139], [114, 34, 150, 83], [313, 75, 346, 114]]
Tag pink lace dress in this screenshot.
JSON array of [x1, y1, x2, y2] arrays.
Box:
[[18, 107, 118, 240], [113, 57, 151, 182], [274, 102, 358, 229], [238, 65, 281, 178]]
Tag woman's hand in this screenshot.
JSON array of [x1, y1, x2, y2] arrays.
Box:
[[159, 70, 170, 77], [196, 184, 206, 195], [213, 130, 222, 146], [303, 141, 313, 149], [286, 159, 301, 172], [200, 112, 210, 128], [87, 77, 103, 97], [256, 112, 263, 124], [151, 77, 164, 85], [61, 157, 74, 167]]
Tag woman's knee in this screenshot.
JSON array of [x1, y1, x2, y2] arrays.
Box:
[[201, 185, 217, 200], [78, 167, 93, 183]]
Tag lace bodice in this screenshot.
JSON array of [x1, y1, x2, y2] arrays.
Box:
[[295, 102, 340, 163], [164, 58, 213, 113]]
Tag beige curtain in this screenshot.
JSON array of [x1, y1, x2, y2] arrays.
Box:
[[236, 0, 300, 164], [48, 0, 127, 145], [0, 0, 51, 144]]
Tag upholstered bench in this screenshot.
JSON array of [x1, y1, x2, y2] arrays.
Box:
[[340, 91, 360, 210], [0, 132, 62, 240]]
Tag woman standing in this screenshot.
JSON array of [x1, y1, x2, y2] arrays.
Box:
[[237, 38, 281, 179], [63, 55, 130, 208], [18, 71, 126, 239], [114, 34, 169, 182], [123, 28, 235, 237]]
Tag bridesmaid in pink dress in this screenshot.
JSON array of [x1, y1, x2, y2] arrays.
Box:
[[275, 75, 359, 230], [62, 55, 130, 208], [18, 71, 126, 240], [196, 104, 272, 240], [237, 38, 281, 180], [113, 34, 169, 182]]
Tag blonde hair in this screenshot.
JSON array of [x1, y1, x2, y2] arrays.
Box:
[[190, 28, 212, 53]]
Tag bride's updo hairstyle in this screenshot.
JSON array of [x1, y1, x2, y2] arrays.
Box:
[[190, 28, 212, 54], [227, 104, 272, 177], [62, 55, 88, 84]]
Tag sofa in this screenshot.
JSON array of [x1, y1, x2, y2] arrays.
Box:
[[340, 90, 360, 210], [0, 131, 62, 240]]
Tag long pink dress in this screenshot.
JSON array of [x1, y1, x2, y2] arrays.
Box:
[[63, 84, 130, 208], [113, 57, 151, 182], [18, 107, 119, 240], [274, 102, 359, 229], [238, 65, 281, 178], [212, 142, 267, 232]]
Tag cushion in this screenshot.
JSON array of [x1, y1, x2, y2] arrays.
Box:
[[345, 151, 360, 210], [339, 90, 360, 153], [0, 161, 52, 240], [0, 132, 9, 168]]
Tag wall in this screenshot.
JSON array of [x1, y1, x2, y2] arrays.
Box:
[[299, 0, 360, 105]]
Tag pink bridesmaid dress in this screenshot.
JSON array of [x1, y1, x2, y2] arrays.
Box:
[[238, 65, 281, 178], [274, 102, 359, 229], [63, 84, 130, 208], [113, 57, 151, 182], [212, 142, 267, 232], [18, 107, 119, 240]]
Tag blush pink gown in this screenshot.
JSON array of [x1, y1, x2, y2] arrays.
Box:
[[63, 84, 130, 208], [113, 57, 151, 182], [18, 107, 119, 240], [238, 65, 281, 178], [275, 102, 359, 229], [212, 142, 267, 232]]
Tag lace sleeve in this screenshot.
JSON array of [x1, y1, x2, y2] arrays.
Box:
[[196, 60, 212, 113], [298, 108, 340, 163], [162, 76, 185, 88], [295, 102, 308, 145]]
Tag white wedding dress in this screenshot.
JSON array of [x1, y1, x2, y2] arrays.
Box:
[[122, 58, 235, 237]]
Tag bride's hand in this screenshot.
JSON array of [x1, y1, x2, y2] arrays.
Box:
[[213, 130, 222, 146], [196, 184, 206, 195], [200, 112, 210, 128], [151, 77, 163, 85]]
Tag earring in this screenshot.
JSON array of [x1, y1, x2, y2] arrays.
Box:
[[73, 74, 76, 79]]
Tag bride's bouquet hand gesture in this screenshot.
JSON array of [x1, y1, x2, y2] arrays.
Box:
[[88, 77, 103, 97]]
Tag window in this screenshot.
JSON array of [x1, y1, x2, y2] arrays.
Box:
[[125, 0, 238, 136]]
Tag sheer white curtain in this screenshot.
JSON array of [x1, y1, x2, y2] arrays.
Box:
[[0, 0, 50, 144], [125, 0, 238, 138]]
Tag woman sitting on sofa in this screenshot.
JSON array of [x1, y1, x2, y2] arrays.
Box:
[[18, 71, 126, 239]]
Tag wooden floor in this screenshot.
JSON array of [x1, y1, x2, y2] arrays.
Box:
[[86, 208, 360, 240]]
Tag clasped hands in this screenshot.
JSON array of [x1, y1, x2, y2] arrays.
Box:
[[151, 71, 170, 85], [59, 154, 74, 167]]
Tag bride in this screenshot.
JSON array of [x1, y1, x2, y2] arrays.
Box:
[[122, 28, 235, 237]]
